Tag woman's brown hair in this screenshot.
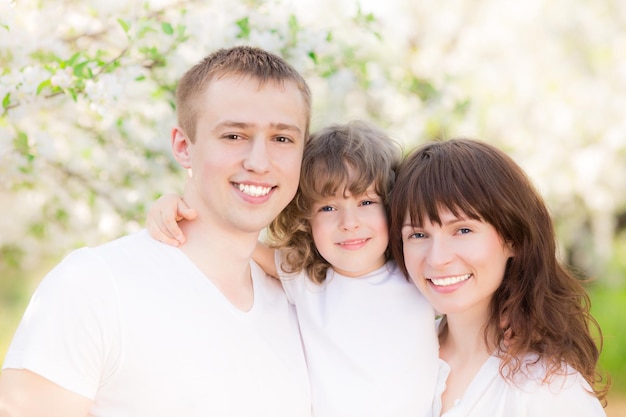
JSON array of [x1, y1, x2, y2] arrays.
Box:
[[388, 138, 608, 402]]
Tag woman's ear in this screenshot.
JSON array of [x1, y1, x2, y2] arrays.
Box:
[[171, 126, 192, 169], [505, 240, 515, 258]]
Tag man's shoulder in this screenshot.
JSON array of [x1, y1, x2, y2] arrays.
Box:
[[53, 230, 166, 275], [94, 229, 152, 251], [81, 229, 170, 260]]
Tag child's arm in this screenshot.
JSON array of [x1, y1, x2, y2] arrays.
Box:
[[146, 193, 197, 246], [254, 241, 278, 279], [146, 193, 279, 279]]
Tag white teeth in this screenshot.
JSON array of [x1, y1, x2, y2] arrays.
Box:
[[429, 274, 472, 287], [338, 239, 367, 246], [238, 183, 271, 197]]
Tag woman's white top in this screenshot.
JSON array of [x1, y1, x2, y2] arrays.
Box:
[[434, 345, 606, 416]]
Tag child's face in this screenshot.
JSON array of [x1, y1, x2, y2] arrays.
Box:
[[309, 184, 388, 277], [401, 207, 513, 319]]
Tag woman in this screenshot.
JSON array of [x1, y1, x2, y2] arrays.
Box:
[[389, 138, 609, 416]]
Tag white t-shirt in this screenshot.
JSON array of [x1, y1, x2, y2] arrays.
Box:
[[433, 350, 606, 416], [279, 256, 439, 417], [3, 230, 311, 417]]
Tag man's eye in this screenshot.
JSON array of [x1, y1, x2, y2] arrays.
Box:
[[275, 136, 292, 143], [224, 134, 242, 140]]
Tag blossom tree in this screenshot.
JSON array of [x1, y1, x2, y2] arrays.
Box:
[[1, 0, 625, 286]]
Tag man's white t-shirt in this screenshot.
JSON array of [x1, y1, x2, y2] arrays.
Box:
[[3, 230, 311, 417], [278, 257, 439, 417]]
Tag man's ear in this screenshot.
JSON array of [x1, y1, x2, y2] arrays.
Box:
[[171, 126, 192, 169]]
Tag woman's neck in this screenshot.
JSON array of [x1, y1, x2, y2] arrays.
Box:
[[440, 310, 492, 362], [438, 310, 495, 415]]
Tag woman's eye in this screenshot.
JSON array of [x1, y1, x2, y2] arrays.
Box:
[[408, 232, 426, 239]]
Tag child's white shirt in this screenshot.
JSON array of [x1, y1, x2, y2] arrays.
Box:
[[278, 253, 439, 417]]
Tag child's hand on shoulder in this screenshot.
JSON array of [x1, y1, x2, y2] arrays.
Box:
[[146, 193, 196, 246]]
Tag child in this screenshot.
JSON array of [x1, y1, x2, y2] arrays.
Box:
[[148, 121, 439, 417], [388, 138, 608, 416]]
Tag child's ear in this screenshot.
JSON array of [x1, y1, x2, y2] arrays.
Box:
[[171, 127, 192, 169]]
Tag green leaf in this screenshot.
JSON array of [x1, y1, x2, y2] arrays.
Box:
[[67, 52, 81, 66], [137, 25, 157, 39], [175, 24, 187, 40], [29, 222, 46, 239], [36, 79, 52, 95], [408, 76, 437, 101], [67, 88, 78, 102], [73, 61, 90, 78], [117, 18, 130, 33], [14, 131, 29, 155], [161, 22, 174, 35], [0, 245, 24, 269], [54, 208, 69, 224], [2, 92, 10, 109], [288, 14, 299, 34], [236, 17, 250, 39]]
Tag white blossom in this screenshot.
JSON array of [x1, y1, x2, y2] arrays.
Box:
[[1, 0, 625, 286]]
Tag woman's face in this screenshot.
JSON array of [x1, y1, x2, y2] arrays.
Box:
[[401, 208, 513, 318]]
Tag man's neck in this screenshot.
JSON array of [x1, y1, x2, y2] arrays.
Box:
[[177, 217, 259, 311]]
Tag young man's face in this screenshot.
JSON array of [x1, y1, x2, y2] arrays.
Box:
[[175, 75, 307, 235]]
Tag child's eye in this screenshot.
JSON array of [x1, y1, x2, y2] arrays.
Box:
[[361, 200, 375, 206], [458, 228, 472, 234], [319, 206, 335, 212]]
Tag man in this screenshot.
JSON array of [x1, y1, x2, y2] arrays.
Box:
[[0, 46, 312, 417]]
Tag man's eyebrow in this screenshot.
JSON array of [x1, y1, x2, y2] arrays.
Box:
[[213, 121, 302, 133], [270, 122, 302, 133], [215, 121, 248, 130]]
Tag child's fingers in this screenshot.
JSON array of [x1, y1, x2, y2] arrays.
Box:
[[146, 210, 181, 247], [162, 209, 186, 244], [147, 193, 188, 246], [176, 199, 197, 221]]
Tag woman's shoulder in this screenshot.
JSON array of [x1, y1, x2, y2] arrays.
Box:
[[507, 355, 606, 416], [512, 354, 584, 387]]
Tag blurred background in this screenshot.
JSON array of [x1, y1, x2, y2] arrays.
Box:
[[1, 0, 624, 414]]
